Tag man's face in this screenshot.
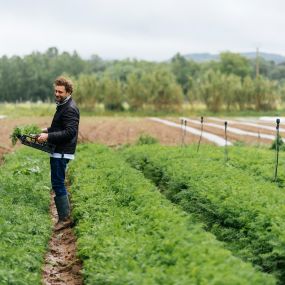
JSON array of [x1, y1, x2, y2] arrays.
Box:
[[54, 85, 70, 103]]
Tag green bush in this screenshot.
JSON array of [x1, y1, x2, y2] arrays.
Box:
[[136, 134, 159, 145], [270, 134, 285, 151]]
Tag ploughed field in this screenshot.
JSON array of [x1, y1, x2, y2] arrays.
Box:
[[0, 116, 283, 152]]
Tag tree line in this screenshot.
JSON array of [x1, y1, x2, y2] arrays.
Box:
[[1, 47, 285, 112]]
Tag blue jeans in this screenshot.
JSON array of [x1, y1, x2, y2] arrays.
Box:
[[50, 157, 70, 197]]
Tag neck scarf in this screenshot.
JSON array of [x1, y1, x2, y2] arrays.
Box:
[[56, 95, 71, 107]]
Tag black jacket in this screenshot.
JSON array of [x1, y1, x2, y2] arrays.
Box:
[[47, 98, 80, 154]]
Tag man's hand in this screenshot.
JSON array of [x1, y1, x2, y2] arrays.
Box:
[[37, 133, 48, 143]]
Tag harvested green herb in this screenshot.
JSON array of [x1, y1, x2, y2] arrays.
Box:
[[10, 125, 42, 145]]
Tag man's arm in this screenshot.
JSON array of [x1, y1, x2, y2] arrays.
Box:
[[37, 128, 49, 143]]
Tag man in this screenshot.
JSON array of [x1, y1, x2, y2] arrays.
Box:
[[37, 76, 80, 231]]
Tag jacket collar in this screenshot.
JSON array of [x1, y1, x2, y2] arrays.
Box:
[[56, 96, 72, 109]]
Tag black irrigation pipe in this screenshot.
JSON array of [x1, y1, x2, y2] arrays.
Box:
[[197, 116, 204, 153], [274, 118, 280, 182], [224, 121, 228, 162]]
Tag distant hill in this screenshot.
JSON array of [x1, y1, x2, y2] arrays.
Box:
[[184, 52, 285, 64]]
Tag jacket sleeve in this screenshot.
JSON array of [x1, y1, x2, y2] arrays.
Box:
[[47, 127, 52, 133], [47, 107, 79, 144]]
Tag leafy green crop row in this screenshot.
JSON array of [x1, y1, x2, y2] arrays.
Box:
[[0, 148, 51, 284], [167, 144, 285, 187], [199, 145, 285, 187], [68, 144, 275, 285], [122, 145, 285, 283]]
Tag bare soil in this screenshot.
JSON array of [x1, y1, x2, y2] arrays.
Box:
[[42, 194, 83, 285], [0, 116, 277, 153], [78, 116, 201, 146], [171, 118, 274, 145], [0, 116, 203, 149], [206, 118, 281, 135]]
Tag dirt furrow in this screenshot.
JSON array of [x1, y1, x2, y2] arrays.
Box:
[[42, 194, 83, 285]]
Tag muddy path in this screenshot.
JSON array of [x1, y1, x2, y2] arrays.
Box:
[[42, 194, 83, 285]]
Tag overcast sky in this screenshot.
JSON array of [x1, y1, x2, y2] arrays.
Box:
[[0, 0, 284, 60]]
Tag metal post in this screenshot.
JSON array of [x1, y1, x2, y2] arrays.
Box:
[[224, 121, 228, 162], [183, 119, 187, 146], [180, 118, 184, 147], [197, 116, 204, 152], [274, 118, 280, 181]]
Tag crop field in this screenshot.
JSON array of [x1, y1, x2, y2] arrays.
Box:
[[1, 114, 285, 284]]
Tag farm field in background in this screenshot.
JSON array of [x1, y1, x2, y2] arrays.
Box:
[[0, 113, 284, 152]]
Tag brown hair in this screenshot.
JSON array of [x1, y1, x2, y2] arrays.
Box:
[[54, 76, 73, 94]]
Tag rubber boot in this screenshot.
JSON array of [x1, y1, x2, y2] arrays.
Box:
[[54, 195, 72, 231]]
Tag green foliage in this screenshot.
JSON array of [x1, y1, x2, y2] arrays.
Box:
[[125, 72, 148, 111], [122, 145, 285, 283], [0, 47, 283, 113], [73, 73, 101, 109], [195, 69, 226, 112], [101, 76, 124, 111], [136, 134, 159, 145], [10, 124, 41, 145], [148, 68, 184, 112], [209, 145, 285, 186], [170, 53, 200, 95], [193, 70, 278, 112], [253, 76, 278, 111], [270, 134, 285, 151], [240, 76, 255, 109], [68, 144, 274, 285], [0, 48, 86, 102], [0, 148, 51, 284], [219, 52, 252, 78]]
